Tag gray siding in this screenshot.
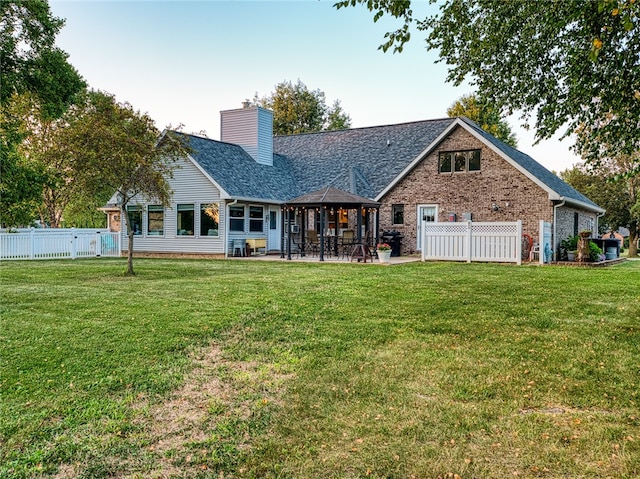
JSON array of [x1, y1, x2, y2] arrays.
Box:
[[221, 107, 273, 166], [122, 157, 226, 254]]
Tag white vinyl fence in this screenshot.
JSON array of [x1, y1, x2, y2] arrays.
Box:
[[0, 228, 121, 260], [421, 221, 522, 265]]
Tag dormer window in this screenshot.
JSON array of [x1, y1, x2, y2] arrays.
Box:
[[439, 149, 481, 173]]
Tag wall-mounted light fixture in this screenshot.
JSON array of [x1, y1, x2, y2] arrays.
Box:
[[491, 203, 500, 212]]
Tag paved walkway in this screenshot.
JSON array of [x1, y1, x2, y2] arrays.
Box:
[[231, 252, 422, 265]]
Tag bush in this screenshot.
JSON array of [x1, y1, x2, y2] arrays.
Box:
[[589, 241, 603, 262]]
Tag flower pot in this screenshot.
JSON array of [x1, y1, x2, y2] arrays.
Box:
[[579, 231, 592, 238], [567, 251, 576, 261], [377, 249, 392, 264]]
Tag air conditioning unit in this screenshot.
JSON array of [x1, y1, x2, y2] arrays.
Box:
[[290, 224, 299, 234]]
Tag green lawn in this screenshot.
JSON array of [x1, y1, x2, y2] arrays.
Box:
[[1, 259, 639, 478]]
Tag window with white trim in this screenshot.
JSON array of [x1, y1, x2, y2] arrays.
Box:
[[147, 205, 164, 236], [201, 203, 219, 237], [126, 205, 142, 235], [229, 205, 245, 232], [249, 206, 264, 232], [177, 204, 194, 235]]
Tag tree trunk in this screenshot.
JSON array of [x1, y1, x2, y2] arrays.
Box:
[[628, 230, 638, 257], [122, 208, 135, 276]]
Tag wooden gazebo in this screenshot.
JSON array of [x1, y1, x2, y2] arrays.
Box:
[[281, 186, 381, 261]]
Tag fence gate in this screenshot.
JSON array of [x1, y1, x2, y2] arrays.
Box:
[[421, 221, 522, 265]]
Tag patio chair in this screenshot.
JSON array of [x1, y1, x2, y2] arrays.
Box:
[[232, 238, 246, 257], [306, 230, 320, 256], [340, 230, 355, 259]]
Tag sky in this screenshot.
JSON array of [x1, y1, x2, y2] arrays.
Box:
[[49, 0, 583, 172]]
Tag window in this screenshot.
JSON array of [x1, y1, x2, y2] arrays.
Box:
[[229, 205, 245, 232], [392, 204, 404, 225], [201, 203, 219, 237], [126, 205, 142, 235], [177, 204, 194, 235], [439, 149, 481, 173], [249, 206, 264, 232], [147, 205, 164, 236]]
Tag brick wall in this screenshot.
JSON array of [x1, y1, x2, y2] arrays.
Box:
[[555, 205, 598, 250], [380, 126, 566, 254]]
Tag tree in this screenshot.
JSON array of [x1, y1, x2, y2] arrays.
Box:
[[447, 94, 517, 147], [561, 159, 639, 257], [249, 80, 351, 135], [1, 0, 85, 226], [335, 0, 639, 170], [10, 91, 118, 228], [62, 91, 190, 275]]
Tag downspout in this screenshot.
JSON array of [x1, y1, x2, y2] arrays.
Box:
[[225, 199, 238, 258], [553, 200, 565, 262], [596, 210, 606, 235]]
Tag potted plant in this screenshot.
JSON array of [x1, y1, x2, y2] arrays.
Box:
[[376, 243, 392, 264], [561, 235, 578, 261], [579, 230, 592, 238]]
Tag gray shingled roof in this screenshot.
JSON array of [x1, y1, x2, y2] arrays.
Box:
[[458, 118, 603, 210], [180, 133, 299, 201], [176, 118, 601, 213], [287, 186, 380, 208], [273, 118, 456, 199]]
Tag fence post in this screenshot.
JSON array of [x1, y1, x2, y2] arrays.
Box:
[[516, 220, 523, 265], [30, 227, 35, 259], [95, 231, 102, 257], [466, 221, 472, 263], [71, 227, 77, 259]]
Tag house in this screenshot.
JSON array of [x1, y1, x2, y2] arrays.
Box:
[[109, 106, 604, 260]]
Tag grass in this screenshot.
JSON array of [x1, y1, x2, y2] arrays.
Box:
[[1, 258, 639, 478]]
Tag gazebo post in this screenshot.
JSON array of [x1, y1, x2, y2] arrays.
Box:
[[319, 207, 325, 261], [374, 207, 380, 249], [287, 207, 293, 260], [301, 208, 306, 257], [280, 206, 286, 259]]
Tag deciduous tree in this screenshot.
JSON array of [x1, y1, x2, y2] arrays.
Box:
[[249, 80, 351, 135], [0, 0, 85, 226], [447, 94, 517, 147], [63, 91, 190, 275], [335, 0, 639, 170], [562, 158, 639, 257]]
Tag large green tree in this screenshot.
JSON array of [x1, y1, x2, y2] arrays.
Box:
[[62, 91, 190, 275], [335, 0, 639, 169], [447, 94, 517, 147], [0, 0, 85, 227], [249, 80, 351, 135], [12, 91, 115, 228], [562, 157, 639, 257]]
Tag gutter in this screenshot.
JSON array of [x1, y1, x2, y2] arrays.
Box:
[[225, 199, 238, 258], [596, 210, 606, 235]]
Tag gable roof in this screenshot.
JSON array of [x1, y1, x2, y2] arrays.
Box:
[[179, 133, 299, 202], [456, 118, 604, 212], [177, 117, 602, 214], [273, 118, 456, 199]]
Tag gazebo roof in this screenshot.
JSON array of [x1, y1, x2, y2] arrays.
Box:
[[286, 186, 380, 209]]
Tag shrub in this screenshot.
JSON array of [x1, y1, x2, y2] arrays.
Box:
[[589, 241, 603, 262]]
